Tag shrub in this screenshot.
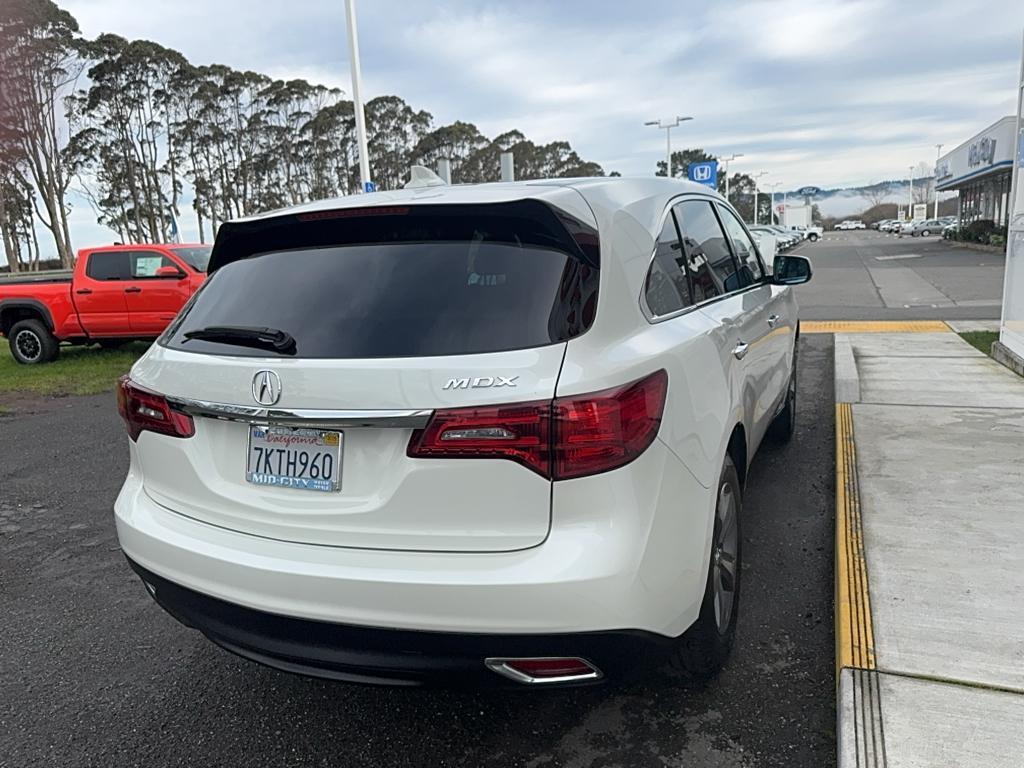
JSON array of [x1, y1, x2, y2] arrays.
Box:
[[963, 219, 997, 243]]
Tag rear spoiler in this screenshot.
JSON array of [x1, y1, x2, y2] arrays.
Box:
[[207, 200, 599, 274]]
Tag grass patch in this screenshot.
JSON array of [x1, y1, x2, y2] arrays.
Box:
[[0, 341, 150, 397], [958, 331, 999, 356]]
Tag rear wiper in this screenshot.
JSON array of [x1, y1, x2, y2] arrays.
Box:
[[182, 325, 297, 354]]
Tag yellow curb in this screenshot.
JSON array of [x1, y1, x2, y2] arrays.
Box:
[[804, 320, 950, 334], [836, 402, 876, 676]]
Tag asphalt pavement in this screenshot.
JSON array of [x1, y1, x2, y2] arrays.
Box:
[[793, 230, 1005, 321], [0, 336, 836, 768]]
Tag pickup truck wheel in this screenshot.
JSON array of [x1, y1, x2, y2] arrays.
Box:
[[9, 319, 59, 365], [808, 233, 819, 242], [668, 455, 742, 681]]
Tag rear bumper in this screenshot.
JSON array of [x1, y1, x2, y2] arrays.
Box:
[[114, 436, 716, 683], [127, 557, 674, 686]]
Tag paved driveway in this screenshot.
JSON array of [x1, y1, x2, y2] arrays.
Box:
[[0, 337, 835, 768], [793, 231, 1004, 321]]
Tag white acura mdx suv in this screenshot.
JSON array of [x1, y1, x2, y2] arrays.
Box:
[[114, 177, 811, 686]]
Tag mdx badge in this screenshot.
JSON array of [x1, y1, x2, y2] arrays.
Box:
[[252, 370, 282, 406], [443, 375, 518, 390]]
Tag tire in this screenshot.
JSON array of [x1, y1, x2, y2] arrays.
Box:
[[921, 230, 930, 237], [808, 233, 819, 242], [8, 318, 59, 365], [669, 455, 742, 681], [768, 346, 798, 444]]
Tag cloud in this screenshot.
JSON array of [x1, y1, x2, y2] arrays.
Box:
[[7, 0, 1021, 263]]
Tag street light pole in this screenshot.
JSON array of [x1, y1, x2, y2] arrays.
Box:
[[645, 116, 694, 178], [753, 171, 768, 224], [718, 153, 744, 202], [767, 182, 782, 225], [908, 165, 915, 219], [934, 143, 944, 219], [345, 0, 372, 193]]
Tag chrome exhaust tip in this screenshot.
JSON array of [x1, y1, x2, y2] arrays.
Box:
[[484, 657, 603, 684]]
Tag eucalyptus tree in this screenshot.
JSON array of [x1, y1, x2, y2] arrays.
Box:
[[301, 99, 357, 199], [69, 34, 188, 242], [366, 96, 432, 190], [0, 0, 83, 267], [410, 121, 488, 184]]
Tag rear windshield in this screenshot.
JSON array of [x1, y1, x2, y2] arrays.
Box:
[[171, 246, 213, 272], [162, 203, 598, 359]]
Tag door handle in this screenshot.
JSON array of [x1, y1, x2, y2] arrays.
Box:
[[733, 341, 750, 360], [124, 286, 142, 293], [75, 288, 92, 295], [767, 314, 780, 328]]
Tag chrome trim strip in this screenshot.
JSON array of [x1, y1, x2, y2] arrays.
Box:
[[484, 657, 604, 685], [166, 396, 433, 429]]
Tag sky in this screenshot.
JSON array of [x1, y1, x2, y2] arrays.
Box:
[[15, 0, 1024, 260]]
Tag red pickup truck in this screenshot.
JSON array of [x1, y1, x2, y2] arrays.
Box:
[[0, 243, 210, 364]]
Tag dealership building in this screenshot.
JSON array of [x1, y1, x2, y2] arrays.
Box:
[[936, 115, 1016, 229]]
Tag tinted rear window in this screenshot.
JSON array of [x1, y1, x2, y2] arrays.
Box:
[[162, 204, 598, 359], [85, 252, 128, 280]]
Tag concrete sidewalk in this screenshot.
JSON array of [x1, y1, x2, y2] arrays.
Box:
[[834, 328, 1024, 767]]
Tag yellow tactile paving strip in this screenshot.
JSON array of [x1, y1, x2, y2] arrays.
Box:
[[804, 320, 950, 334], [836, 402, 876, 673]]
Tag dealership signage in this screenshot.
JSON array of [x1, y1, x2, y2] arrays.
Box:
[[968, 137, 998, 168], [796, 186, 821, 196], [936, 116, 1016, 190], [688, 160, 718, 188]]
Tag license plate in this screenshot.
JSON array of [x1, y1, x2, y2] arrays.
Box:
[[246, 425, 342, 492]]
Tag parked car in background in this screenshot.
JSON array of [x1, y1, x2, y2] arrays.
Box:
[[767, 225, 802, 247], [834, 220, 865, 230], [788, 225, 823, 242], [751, 225, 796, 250], [0, 243, 210, 364], [907, 219, 946, 237], [872, 219, 895, 230], [114, 177, 812, 687]]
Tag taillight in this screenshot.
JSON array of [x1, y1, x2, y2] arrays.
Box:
[[407, 370, 667, 480], [116, 375, 195, 442], [553, 370, 668, 480], [405, 400, 551, 476]]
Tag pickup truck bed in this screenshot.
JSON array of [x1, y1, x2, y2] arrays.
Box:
[[0, 271, 73, 285]]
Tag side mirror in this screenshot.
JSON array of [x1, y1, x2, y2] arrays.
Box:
[[155, 265, 186, 279], [772, 254, 812, 285]]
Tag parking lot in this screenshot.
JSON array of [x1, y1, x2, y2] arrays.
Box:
[[796, 230, 1005, 321], [1, 233, 1004, 768], [1, 335, 835, 768]]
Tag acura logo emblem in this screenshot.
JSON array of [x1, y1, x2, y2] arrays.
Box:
[[252, 370, 282, 406]]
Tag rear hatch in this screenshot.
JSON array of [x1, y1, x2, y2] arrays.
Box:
[[128, 198, 599, 553]]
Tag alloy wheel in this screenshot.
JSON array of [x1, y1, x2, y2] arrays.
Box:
[[15, 329, 42, 362], [712, 482, 739, 634]]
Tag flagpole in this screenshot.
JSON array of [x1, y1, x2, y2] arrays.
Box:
[[345, 0, 373, 193]]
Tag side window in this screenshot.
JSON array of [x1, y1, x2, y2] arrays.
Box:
[[130, 251, 175, 278], [672, 200, 733, 302], [717, 206, 765, 289], [85, 251, 128, 281], [644, 214, 691, 316]]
